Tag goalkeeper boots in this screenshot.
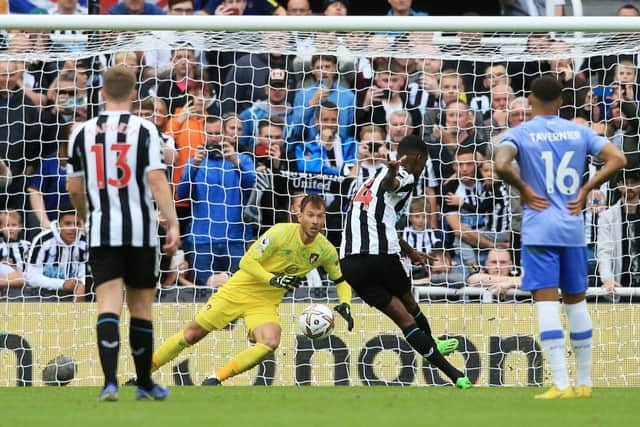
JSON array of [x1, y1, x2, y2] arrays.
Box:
[[455, 376, 472, 390], [534, 386, 576, 400], [435, 337, 459, 356], [201, 376, 222, 386], [98, 383, 119, 402], [574, 385, 592, 398], [136, 383, 169, 401]]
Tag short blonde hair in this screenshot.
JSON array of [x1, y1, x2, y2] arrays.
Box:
[[103, 65, 136, 103]]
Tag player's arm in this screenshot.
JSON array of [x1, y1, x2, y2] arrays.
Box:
[[66, 125, 88, 220], [568, 143, 627, 215], [148, 170, 179, 256], [67, 176, 88, 220], [382, 155, 406, 191], [494, 144, 550, 211], [323, 250, 354, 331]]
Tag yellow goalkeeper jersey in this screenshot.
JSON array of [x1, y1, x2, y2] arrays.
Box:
[[216, 223, 349, 305]]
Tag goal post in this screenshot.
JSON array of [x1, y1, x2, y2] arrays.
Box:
[[0, 15, 639, 387]]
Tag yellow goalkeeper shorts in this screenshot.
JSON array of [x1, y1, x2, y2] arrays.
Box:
[[194, 293, 280, 338]]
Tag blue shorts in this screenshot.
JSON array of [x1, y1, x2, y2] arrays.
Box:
[[521, 246, 588, 295]]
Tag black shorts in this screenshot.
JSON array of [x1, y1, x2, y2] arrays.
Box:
[[89, 246, 159, 289], [340, 254, 411, 310]]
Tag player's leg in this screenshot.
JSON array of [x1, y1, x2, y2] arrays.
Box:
[[90, 247, 125, 400], [560, 247, 592, 398], [203, 307, 280, 385], [398, 291, 459, 356], [380, 296, 469, 388], [522, 246, 574, 399], [153, 295, 237, 372], [95, 278, 124, 399]]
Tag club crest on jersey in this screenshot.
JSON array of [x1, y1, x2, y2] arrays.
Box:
[[309, 253, 319, 264]]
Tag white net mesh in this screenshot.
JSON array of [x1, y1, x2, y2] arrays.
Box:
[[0, 28, 639, 387]]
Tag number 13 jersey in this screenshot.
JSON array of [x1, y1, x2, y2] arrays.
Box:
[[67, 111, 166, 248], [340, 165, 415, 257], [500, 114, 607, 247]]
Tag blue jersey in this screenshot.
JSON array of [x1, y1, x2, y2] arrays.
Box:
[[500, 115, 608, 246]]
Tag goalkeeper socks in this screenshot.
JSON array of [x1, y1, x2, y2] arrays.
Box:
[[402, 324, 463, 383], [565, 301, 593, 387], [410, 308, 432, 336], [96, 312, 120, 387], [130, 318, 154, 391], [536, 301, 570, 390], [152, 330, 190, 372], [216, 343, 273, 382]]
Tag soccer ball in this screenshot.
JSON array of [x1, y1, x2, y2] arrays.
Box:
[[299, 304, 334, 339], [42, 355, 77, 386]]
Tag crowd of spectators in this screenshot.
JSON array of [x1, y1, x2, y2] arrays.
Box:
[[0, 0, 639, 302]]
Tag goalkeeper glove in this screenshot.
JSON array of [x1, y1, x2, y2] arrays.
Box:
[[334, 303, 354, 331], [269, 274, 302, 291]]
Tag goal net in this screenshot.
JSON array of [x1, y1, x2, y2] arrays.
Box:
[[1, 19, 639, 387]]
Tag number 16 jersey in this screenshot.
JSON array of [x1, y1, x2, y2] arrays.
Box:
[[340, 165, 415, 257], [500, 115, 607, 247], [67, 111, 166, 248]]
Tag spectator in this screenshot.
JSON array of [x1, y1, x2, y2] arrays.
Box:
[[346, 125, 388, 185], [107, 0, 166, 14], [220, 50, 295, 115], [133, 98, 177, 166], [0, 60, 42, 214], [48, 0, 87, 53], [290, 55, 355, 145], [5, 32, 51, 107], [483, 83, 514, 140], [149, 46, 197, 114], [435, 100, 489, 157], [253, 118, 286, 172], [206, 0, 285, 15], [295, 100, 356, 175], [357, 58, 421, 134], [0, 210, 30, 275], [443, 147, 508, 267], [0, 159, 11, 190], [176, 119, 256, 283], [49, 0, 87, 14], [469, 63, 509, 115], [545, 40, 589, 120], [477, 159, 511, 249], [25, 207, 86, 301], [501, 0, 565, 16], [597, 169, 640, 293], [401, 196, 465, 287], [387, 0, 426, 16], [27, 127, 71, 230], [466, 248, 520, 295], [322, 0, 348, 15], [239, 68, 291, 152], [287, 0, 311, 15]]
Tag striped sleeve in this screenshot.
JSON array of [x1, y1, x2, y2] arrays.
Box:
[[144, 121, 166, 174], [66, 123, 86, 177]]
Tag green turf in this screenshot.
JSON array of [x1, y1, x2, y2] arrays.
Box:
[[1, 387, 636, 427]]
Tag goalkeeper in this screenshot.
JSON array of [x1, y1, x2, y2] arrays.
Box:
[[151, 194, 354, 385]]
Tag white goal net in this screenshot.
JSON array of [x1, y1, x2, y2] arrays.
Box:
[[1, 17, 639, 387]]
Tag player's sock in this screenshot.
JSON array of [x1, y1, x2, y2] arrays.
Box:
[[565, 301, 593, 387], [402, 324, 463, 383], [96, 312, 120, 387], [130, 318, 154, 391], [536, 301, 570, 390], [152, 330, 190, 372], [216, 343, 273, 382], [410, 307, 432, 336]]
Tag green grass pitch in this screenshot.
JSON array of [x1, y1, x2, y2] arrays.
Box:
[[1, 387, 637, 427]]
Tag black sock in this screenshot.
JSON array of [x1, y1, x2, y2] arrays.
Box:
[[410, 308, 432, 336], [130, 318, 154, 390], [403, 324, 463, 383], [97, 313, 120, 387]]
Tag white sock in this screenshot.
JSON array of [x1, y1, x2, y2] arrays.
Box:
[[536, 301, 569, 390], [565, 301, 593, 387]]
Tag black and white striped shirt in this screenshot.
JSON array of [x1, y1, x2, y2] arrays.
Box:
[[67, 111, 166, 248], [479, 183, 512, 233], [340, 166, 415, 257], [26, 222, 87, 291], [0, 238, 31, 273], [400, 227, 445, 254]]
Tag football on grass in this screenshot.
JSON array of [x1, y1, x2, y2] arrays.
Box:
[[299, 304, 334, 339], [42, 355, 77, 386]]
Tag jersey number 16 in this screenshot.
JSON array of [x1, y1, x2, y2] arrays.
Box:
[[541, 150, 580, 195]]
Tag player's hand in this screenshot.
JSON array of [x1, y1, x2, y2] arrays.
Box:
[[269, 274, 301, 291], [520, 185, 550, 211], [386, 154, 407, 175], [163, 222, 179, 257], [334, 303, 354, 331], [602, 278, 621, 294], [408, 250, 434, 266], [568, 188, 588, 216]]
